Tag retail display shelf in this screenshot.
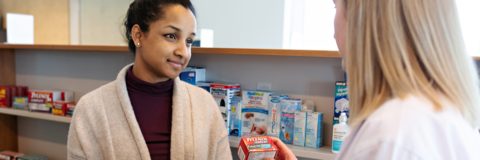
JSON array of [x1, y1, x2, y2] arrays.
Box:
[[0, 108, 71, 123], [0, 44, 340, 58], [228, 136, 337, 160]]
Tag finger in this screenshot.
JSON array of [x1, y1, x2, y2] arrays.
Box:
[[262, 158, 275, 160]]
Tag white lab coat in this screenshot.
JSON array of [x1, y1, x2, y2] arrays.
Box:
[[335, 95, 480, 160]]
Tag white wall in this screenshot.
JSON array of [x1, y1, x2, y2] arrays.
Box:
[[15, 49, 342, 159], [191, 0, 285, 48]]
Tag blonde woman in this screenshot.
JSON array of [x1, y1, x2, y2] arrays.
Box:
[[331, 0, 480, 159]]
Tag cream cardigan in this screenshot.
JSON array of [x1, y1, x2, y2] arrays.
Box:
[[67, 64, 232, 160]]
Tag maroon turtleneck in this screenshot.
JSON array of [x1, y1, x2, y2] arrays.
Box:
[[126, 66, 173, 160]]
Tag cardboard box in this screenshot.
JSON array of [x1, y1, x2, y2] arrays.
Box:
[[237, 137, 278, 160], [0, 86, 12, 108], [306, 112, 324, 148], [180, 67, 206, 85], [66, 103, 76, 117], [294, 111, 307, 146], [241, 91, 270, 137], [267, 94, 288, 138], [12, 97, 29, 110], [52, 101, 68, 116], [334, 82, 349, 127], [196, 81, 215, 92], [28, 91, 62, 113], [210, 83, 241, 131], [0, 150, 24, 160], [280, 98, 302, 144], [229, 96, 242, 136]]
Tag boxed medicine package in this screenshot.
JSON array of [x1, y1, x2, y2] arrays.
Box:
[[293, 111, 307, 146], [334, 82, 349, 126], [229, 96, 242, 136], [237, 137, 278, 160], [267, 94, 288, 138], [280, 98, 302, 144], [241, 91, 270, 137], [306, 112, 324, 148], [210, 83, 241, 132], [180, 67, 206, 85]]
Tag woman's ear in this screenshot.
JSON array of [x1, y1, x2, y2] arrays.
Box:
[[132, 24, 143, 47]]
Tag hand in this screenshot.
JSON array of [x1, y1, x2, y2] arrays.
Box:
[[263, 137, 297, 160]]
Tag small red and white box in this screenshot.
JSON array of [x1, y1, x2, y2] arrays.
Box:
[[66, 103, 76, 117], [28, 91, 62, 113], [52, 101, 74, 116], [238, 137, 278, 160]]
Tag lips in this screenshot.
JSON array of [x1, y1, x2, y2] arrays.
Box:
[[167, 59, 183, 68]]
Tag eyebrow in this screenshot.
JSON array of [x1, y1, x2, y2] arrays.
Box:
[[167, 25, 196, 36]]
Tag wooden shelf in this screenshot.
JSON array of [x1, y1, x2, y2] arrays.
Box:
[[228, 136, 337, 160], [0, 44, 340, 58], [0, 108, 71, 123]]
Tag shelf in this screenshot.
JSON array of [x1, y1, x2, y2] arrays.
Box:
[[0, 108, 71, 123], [228, 136, 337, 160], [0, 44, 340, 58]]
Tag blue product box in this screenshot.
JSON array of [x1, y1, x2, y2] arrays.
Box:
[[293, 111, 307, 146], [180, 67, 206, 85], [306, 112, 324, 148], [279, 98, 302, 144], [334, 82, 349, 121], [12, 97, 28, 110], [230, 96, 242, 136]]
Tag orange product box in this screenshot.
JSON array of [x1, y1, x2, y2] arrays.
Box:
[[66, 103, 76, 117], [0, 150, 24, 160], [0, 86, 11, 108], [237, 137, 278, 160]]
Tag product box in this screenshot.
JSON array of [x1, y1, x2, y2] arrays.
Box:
[[28, 91, 62, 113], [294, 111, 307, 146], [52, 101, 69, 116], [180, 67, 206, 85], [0, 86, 11, 108], [267, 94, 288, 138], [16, 86, 29, 97], [334, 82, 349, 126], [0, 150, 24, 160], [210, 83, 241, 132], [241, 91, 270, 137], [196, 81, 215, 92], [17, 154, 48, 160], [12, 97, 29, 110], [230, 96, 242, 136], [66, 103, 76, 117], [306, 112, 324, 148], [237, 137, 278, 160], [280, 98, 302, 144]]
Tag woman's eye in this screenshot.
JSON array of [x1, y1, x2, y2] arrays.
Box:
[[186, 40, 193, 44], [164, 34, 175, 39]]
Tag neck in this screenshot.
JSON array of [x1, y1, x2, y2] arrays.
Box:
[[132, 54, 170, 83]]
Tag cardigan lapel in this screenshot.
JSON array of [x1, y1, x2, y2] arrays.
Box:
[[170, 78, 194, 160], [115, 63, 151, 160]]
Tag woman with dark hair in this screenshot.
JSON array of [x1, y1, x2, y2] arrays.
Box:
[[67, 0, 232, 159]]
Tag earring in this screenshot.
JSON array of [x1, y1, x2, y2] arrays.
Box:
[[137, 42, 140, 46]]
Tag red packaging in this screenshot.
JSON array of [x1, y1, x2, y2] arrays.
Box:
[[52, 101, 68, 116], [9, 86, 17, 97], [238, 137, 278, 160], [0, 86, 11, 108], [66, 103, 76, 117], [22, 86, 29, 97], [16, 86, 28, 97], [28, 91, 62, 113]]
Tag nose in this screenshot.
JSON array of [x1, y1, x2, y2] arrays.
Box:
[[174, 41, 188, 57]]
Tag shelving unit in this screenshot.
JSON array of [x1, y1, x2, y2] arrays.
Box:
[[0, 107, 337, 160], [0, 108, 71, 123]]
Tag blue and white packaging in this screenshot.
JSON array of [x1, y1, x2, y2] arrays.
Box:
[[241, 91, 270, 137], [293, 111, 307, 146], [267, 94, 288, 138], [229, 96, 242, 136], [180, 67, 206, 85], [210, 83, 241, 132], [306, 112, 324, 148], [334, 82, 349, 126], [196, 81, 215, 92], [280, 98, 302, 144]]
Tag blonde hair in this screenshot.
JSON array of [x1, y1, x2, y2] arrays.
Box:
[[345, 0, 480, 127]]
